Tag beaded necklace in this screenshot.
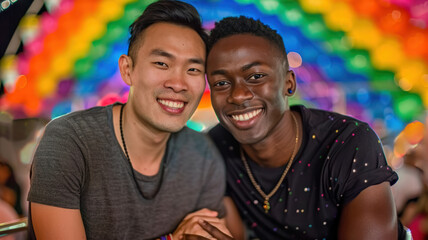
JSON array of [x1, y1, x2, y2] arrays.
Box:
[[240, 112, 299, 213]]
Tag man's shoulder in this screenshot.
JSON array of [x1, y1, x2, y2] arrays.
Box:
[[48, 105, 109, 127], [207, 124, 232, 141], [207, 124, 239, 156], [173, 126, 215, 148]]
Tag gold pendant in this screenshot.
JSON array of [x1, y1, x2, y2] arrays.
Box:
[[263, 199, 270, 213]]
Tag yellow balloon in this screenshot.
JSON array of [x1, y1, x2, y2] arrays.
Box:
[[68, 35, 91, 59], [20, 14, 39, 29], [421, 88, 428, 109], [299, 0, 332, 14], [116, 0, 138, 3], [81, 17, 107, 42], [36, 74, 57, 97], [51, 55, 72, 79], [396, 60, 427, 91], [324, 2, 355, 31], [371, 38, 404, 71], [0, 55, 16, 70], [348, 19, 381, 50], [97, 0, 125, 22]]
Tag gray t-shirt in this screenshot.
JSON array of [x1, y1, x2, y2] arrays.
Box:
[[28, 104, 226, 239]]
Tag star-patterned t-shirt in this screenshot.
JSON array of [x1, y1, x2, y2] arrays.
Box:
[[208, 105, 398, 240]]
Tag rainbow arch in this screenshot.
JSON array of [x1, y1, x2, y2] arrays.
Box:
[[0, 0, 427, 133]]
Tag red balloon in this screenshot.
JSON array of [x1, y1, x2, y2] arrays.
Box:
[[403, 26, 428, 59], [376, 5, 410, 36]]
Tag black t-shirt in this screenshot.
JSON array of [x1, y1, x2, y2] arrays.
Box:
[[209, 105, 399, 239]]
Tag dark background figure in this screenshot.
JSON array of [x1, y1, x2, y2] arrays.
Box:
[[0, 160, 23, 216]]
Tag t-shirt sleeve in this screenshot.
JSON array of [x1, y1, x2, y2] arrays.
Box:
[[194, 137, 227, 218], [28, 118, 85, 209], [326, 123, 398, 205]]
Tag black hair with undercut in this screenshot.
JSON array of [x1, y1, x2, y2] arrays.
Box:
[[127, 0, 208, 65], [208, 15, 289, 70]]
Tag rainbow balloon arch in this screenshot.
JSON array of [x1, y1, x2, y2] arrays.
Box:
[[0, 0, 427, 134]]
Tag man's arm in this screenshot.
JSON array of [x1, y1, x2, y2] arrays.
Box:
[[338, 182, 398, 239], [223, 197, 245, 240], [31, 202, 86, 240]]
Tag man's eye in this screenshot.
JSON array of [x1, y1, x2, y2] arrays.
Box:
[[214, 81, 229, 87], [154, 62, 167, 67], [249, 74, 265, 80], [188, 68, 201, 72]]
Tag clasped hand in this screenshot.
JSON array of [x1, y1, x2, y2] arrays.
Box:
[[173, 208, 233, 240]]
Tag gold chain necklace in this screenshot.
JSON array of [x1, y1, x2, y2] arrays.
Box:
[[240, 112, 299, 213]]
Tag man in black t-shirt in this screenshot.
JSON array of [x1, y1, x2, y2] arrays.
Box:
[[194, 16, 407, 240]]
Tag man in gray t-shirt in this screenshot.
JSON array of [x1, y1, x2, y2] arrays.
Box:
[[28, 1, 230, 239]]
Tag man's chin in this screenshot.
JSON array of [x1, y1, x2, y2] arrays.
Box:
[[225, 127, 262, 145]]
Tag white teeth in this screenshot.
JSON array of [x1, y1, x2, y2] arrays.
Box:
[[231, 109, 262, 121], [158, 99, 184, 109]]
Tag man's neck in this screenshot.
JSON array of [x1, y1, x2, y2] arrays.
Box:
[[242, 111, 301, 168], [113, 104, 170, 176]]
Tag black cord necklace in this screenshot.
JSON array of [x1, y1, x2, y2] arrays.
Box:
[[119, 104, 163, 200]]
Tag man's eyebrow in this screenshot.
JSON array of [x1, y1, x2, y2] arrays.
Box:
[[189, 58, 205, 65], [150, 49, 175, 59], [210, 62, 262, 76], [209, 69, 227, 76], [241, 62, 261, 72], [150, 49, 204, 65]]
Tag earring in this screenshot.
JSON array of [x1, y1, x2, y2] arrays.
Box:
[[287, 89, 293, 94]]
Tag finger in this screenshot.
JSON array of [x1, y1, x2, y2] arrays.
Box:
[[183, 234, 210, 240], [199, 220, 234, 240], [184, 209, 218, 220], [176, 215, 223, 238]]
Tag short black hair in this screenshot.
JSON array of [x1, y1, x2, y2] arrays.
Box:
[[208, 16, 289, 70], [128, 0, 208, 64]]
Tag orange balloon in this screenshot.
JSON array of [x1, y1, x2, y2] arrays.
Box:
[[404, 121, 425, 145], [349, 0, 382, 18], [15, 75, 28, 90], [28, 53, 49, 79], [394, 132, 411, 158], [24, 97, 41, 117], [57, 11, 79, 36], [43, 33, 67, 57]]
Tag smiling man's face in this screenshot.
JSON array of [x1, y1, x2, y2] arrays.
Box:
[[121, 22, 206, 133], [207, 34, 294, 144]]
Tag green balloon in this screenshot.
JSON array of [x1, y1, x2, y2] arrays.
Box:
[[118, 3, 144, 27], [394, 94, 424, 122], [103, 22, 127, 45], [255, 0, 281, 15], [369, 70, 400, 92], [88, 40, 109, 62], [300, 14, 327, 40], [323, 31, 350, 56], [74, 58, 94, 79], [345, 49, 372, 74], [277, 1, 305, 26]]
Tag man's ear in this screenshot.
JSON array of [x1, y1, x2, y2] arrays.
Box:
[[119, 54, 133, 86], [283, 70, 297, 96]]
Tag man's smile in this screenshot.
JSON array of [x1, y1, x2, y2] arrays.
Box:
[[157, 98, 187, 114], [230, 108, 262, 122]]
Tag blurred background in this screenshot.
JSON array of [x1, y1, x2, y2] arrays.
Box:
[[0, 0, 428, 238]]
